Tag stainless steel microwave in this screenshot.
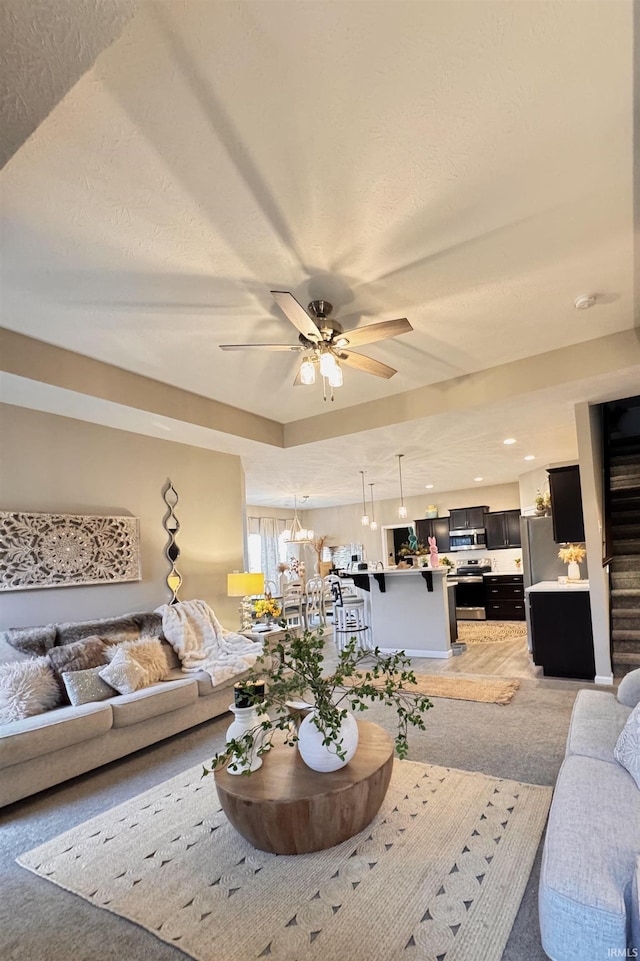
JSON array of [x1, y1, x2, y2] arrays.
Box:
[[448, 528, 487, 551]]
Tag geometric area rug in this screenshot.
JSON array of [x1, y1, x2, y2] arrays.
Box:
[[17, 759, 552, 961]]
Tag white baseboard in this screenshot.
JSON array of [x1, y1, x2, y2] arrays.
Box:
[[595, 673, 614, 686], [378, 647, 453, 659]]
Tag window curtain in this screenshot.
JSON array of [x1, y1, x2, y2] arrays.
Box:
[[246, 516, 286, 589]]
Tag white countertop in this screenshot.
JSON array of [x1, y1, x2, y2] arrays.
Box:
[[525, 580, 590, 593]]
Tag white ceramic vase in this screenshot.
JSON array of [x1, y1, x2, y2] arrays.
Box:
[[225, 704, 269, 775], [297, 709, 359, 772], [567, 561, 580, 581]]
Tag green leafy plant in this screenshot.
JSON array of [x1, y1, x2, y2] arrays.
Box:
[[202, 627, 433, 776]]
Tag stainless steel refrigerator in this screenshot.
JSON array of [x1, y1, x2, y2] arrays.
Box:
[[520, 515, 566, 652]]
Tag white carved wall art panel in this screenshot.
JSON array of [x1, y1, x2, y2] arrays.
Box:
[[0, 512, 141, 592]]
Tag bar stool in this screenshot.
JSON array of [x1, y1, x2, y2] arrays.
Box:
[[331, 581, 372, 651]]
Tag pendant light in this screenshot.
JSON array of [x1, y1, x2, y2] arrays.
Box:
[[359, 470, 370, 527], [369, 482, 378, 531], [283, 495, 314, 543], [396, 453, 408, 519]]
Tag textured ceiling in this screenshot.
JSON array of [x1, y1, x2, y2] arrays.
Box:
[[0, 0, 637, 506]]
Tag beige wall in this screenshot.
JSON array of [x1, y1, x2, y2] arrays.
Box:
[[304, 482, 520, 564], [0, 404, 245, 630]]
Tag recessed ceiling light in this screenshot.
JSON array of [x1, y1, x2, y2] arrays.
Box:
[[474, 476, 483, 482], [503, 438, 516, 445], [425, 484, 434, 489], [524, 455, 535, 461]]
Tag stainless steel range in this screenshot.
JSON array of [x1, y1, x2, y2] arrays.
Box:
[[453, 559, 492, 620]]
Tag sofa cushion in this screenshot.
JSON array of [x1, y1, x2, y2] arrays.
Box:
[[1, 624, 57, 657], [618, 668, 640, 709], [48, 636, 107, 699], [0, 701, 113, 768], [565, 689, 631, 764], [109, 677, 198, 728], [614, 701, 640, 789], [62, 665, 117, 706], [99, 648, 146, 695], [0, 657, 61, 723], [539, 754, 640, 961], [633, 856, 640, 954], [164, 667, 247, 698]]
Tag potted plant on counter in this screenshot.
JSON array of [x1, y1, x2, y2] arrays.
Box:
[[203, 627, 433, 776]]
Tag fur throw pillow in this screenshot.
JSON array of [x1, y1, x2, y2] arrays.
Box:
[[105, 637, 172, 686], [0, 657, 61, 724], [2, 624, 57, 657], [47, 636, 107, 700]]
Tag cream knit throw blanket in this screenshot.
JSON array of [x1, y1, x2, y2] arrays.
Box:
[[155, 599, 262, 685]]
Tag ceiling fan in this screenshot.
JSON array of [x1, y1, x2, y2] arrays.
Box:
[[220, 291, 413, 400]]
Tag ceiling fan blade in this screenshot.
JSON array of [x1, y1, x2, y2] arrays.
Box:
[[339, 318, 412, 349], [271, 290, 323, 342], [340, 351, 397, 379], [219, 344, 304, 351]]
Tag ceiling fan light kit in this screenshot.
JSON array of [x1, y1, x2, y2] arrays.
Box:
[[220, 291, 413, 402]]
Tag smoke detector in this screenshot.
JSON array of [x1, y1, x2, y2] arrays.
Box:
[[574, 295, 596, 310]]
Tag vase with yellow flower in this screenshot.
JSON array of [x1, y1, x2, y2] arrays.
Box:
[[558, 543, 586, 582], [253, 596, 282, 628]]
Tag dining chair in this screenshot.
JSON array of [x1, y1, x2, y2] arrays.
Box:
[[305, 576, 325, 628], [282, 579, 305, 630]]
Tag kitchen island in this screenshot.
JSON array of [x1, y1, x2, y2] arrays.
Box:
[[525, 580, 594, 679], [350, 567, 453, 658]]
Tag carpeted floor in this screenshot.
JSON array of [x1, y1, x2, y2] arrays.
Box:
[[457, 621, 529, 644], [1, 672, 589, 961], [17, 759, 551, 961]]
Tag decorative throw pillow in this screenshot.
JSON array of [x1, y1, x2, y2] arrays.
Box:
[[0, 657, 61, 724], [62, 666, 117, 707], [2, 624, 57, 657], [105, 637, 172, 686], [99, 648, 146, 695], [617, 668, 640, 709], [614, 701, 640, 789], [47, 636, 107, 701]]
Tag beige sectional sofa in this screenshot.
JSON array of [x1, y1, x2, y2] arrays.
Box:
[[0, 611, 249, 809]]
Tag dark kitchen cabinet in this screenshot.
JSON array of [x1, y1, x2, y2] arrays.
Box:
[[448, 506, 488, 531], [548, 466, 585, 543], [415, 517, 450, 552], [528, 589, 594, 679], [484, 574, 525, 620], [485, 510, 522, 550]]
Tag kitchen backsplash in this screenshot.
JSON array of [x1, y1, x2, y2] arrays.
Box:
[[444, 547, 523, 573]]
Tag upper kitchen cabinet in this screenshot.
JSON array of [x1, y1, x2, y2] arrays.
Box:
[[415, 517, 450, 552], [548, 466, 585, 543], [448, 507, 489, 530], [485, 510, 522, 550]]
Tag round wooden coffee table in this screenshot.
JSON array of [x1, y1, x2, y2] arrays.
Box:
[[214, 720, 394, 854]]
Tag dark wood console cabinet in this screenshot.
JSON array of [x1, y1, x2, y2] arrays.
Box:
[[485, 510, 522, 550], [484, 574, 525, 620], [528, 590, 595, 679], [548, 466, 585, 543]]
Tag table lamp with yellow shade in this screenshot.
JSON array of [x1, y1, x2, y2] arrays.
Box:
[[227, 571, 265, 630]]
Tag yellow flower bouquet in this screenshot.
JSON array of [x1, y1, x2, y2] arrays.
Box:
[[254, 597, 282, 620], [557, 544, 586, 564]]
